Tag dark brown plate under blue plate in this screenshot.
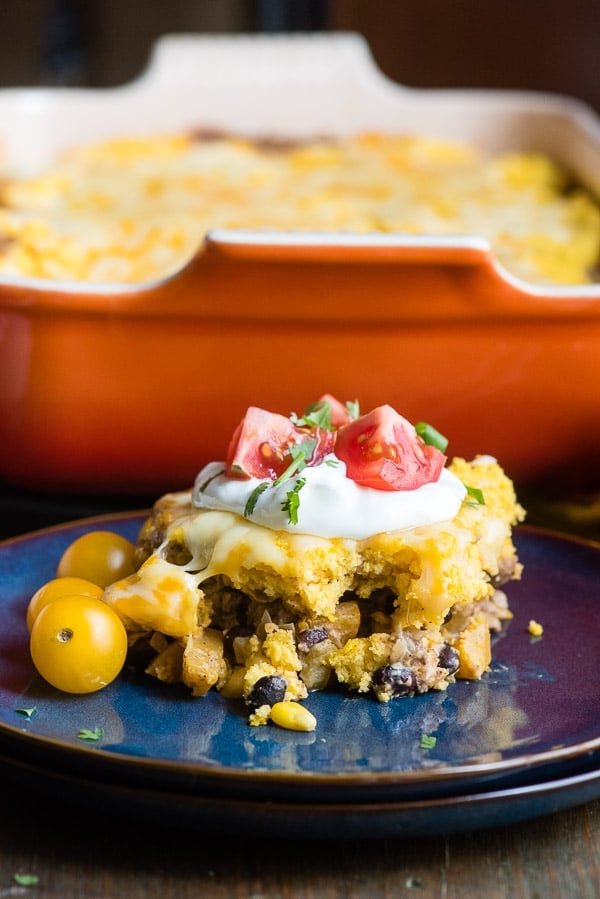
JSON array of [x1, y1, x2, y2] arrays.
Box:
[[0, 514, 598, 806], [1, 749, 598, 840]]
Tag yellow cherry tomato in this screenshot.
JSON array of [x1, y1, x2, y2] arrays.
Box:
[[26, 576, 104, 632], [56, 531, 137, 588], [30, 594, 128, 694]]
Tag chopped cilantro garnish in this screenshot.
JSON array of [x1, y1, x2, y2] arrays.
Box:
[[15, 707, 37, 719], [78, 727, 104, 742], [243, 440, 316, 523], [245, 482, 269, 517], [281, 478, 306, 525], [420, 734, 437, 750], [345, 399, 360, 420], [415, 421, 448, 452], [292, 401, 333, 431], [244, 397, 358, 525], [292, 397, 360, 429], [14, 874, 39, 887], [464, 485, 486, 506], [273, 438, 318, 486], [196, 467, 225, 493]]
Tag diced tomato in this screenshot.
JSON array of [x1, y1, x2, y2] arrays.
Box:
[[334, 405, 446, 491], [226, 406, 335, 480]]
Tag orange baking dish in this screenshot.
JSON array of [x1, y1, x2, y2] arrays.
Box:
[[0, 34, 599, 495]]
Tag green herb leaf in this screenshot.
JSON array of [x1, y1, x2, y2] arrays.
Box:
[[244, 438, 318, 522], [14, 873, 39, 887], [293, 398, 360, 428], [274, 438, 317, 487], [415, 421, 448, 452], [281, 478, 306, 525], [420, 734, 437, 750], [345, 399, 360, 420], [78, 727, 104, 742], [244, 482, 269, 517], [464, 485, 486, 506], [15, 707, 37, 719], [292, 401, 333, 431], [196, 467, 225, 493]]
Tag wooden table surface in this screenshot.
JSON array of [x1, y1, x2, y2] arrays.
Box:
[[0, 488, 598, 899], [0, 770, 597, 898]]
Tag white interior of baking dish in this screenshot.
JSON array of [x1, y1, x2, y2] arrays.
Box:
[[0, 31, 599, 298]]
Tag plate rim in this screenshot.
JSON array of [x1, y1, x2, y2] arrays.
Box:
[[1, 745, 599, 839]]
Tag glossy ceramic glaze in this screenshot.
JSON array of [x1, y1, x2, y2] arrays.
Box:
[[1, 748, 599, 839], [0, 514, 598, 810], [0, 34, 600, 494]]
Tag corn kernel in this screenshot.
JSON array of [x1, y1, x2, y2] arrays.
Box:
[[271, 701, 317, 732]]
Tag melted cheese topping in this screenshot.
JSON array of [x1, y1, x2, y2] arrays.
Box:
[[0, 131, 598, 284], [102, 455, 524, 636]]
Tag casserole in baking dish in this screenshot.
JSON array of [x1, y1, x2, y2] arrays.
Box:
[[0, 33, 599, 494], [0, 129, 598, 287]]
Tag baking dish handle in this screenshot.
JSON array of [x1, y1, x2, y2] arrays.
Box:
[[152, 229, 600, 322], [1, 229, 598, 321], [138, 31, 400, 95]]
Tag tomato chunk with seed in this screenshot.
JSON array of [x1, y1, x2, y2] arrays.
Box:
[[334, 405, 446, 491], [226, 406, 334, 480]]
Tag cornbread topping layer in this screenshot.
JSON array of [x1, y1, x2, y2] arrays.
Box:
[[103, 397, 526, 728], [0, 130, 598, 285]]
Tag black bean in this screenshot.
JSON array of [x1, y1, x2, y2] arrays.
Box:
[[438, 643, 460, 674], [372, 664, 416, 698], [246, 674, 287, 711], [297, 626, 329, 653]]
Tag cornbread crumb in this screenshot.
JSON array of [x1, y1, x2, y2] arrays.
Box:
[[528, 619, 544, 637], [454, 616, 492, 679], [328, 633, 394, 694]]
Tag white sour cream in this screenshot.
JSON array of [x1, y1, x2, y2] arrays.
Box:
[[192, 456, 466, 540]]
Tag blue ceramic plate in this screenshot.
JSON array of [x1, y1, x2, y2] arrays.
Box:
[[0, 514, 599, 804]]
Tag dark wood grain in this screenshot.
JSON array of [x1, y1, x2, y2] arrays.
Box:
[[0, 770, 597, 899], [330, 0, 600, 114]]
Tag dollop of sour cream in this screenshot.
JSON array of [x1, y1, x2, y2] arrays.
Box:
[[192, 456, 467, 540]]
